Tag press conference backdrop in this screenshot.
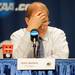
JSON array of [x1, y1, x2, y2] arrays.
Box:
[[0, 0, 75, 58]]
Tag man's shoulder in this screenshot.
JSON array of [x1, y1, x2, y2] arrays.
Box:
[[11, 28, 26, 37], [48, 26, 65, 34]]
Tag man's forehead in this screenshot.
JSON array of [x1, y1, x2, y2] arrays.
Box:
[[27, 2, 49, 17], [32, 9, 48, 16], [31, 5, 48, 14], [30, 3, 48, 11]]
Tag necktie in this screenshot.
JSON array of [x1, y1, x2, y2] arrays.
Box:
[[37, 37, 44, 58]]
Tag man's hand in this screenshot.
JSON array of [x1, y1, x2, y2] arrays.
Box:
[[27, 11, 47, 31]]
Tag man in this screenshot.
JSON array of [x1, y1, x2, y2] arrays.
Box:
[[10, 2, 69, 59]]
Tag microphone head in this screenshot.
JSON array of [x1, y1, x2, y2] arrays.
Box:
[[30, 29, 39, 42]]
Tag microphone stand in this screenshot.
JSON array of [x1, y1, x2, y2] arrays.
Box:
[[33, 38, 37, 58], [30, 29, 39, 58]]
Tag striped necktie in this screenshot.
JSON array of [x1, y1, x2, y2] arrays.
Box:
[[37, 37, 44, 58]]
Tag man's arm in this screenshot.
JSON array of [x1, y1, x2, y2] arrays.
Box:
[[51, 29, 69, 59], [10, 29, 30, 58]]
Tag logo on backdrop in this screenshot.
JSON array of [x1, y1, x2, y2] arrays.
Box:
[[0, 0, 30, 17]]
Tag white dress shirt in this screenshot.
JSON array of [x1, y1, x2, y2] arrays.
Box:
[[10, 26, 69, 59]]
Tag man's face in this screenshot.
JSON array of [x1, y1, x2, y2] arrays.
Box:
[[26, 3, 49, 35], [31, 8, 49, 23], [31, 8, 49, 30]]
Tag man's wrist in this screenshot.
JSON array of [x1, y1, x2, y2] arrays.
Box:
[[27, 25, 39, 32], [27, 27, 32, 32]]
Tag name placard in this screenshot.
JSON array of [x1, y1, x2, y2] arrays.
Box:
[[17, 58, 55, 70]]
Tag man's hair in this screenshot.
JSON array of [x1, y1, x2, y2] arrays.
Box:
[[26, 2, 49, 18]]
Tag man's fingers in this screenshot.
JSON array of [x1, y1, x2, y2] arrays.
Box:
[[34, 12, 47, 22], [39, 13, 46, 17], [43, 21, 49, 25], [34, 11, 42, 16], [40, 15, 46, 20]]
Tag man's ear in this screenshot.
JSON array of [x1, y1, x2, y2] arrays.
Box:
[[25, 17, 29, 26]]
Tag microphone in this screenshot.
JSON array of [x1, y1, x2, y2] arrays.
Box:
[[30, 29, 39, 44], [30, 29, 39, 57]]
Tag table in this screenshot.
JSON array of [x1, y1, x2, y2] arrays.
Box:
[[0, 59, 75, 75]]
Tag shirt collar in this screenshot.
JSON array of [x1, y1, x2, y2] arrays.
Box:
[[42, 30, 49, 41], [25, 28, 49, 41]]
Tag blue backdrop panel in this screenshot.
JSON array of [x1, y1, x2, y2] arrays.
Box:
[[0, 59, 75, 75]]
